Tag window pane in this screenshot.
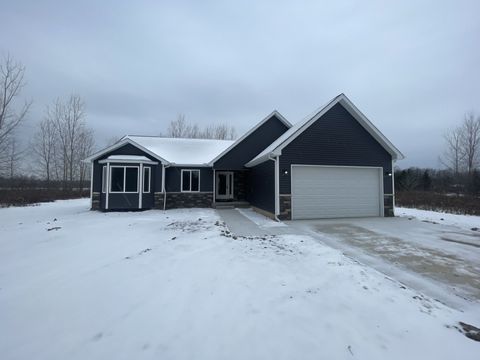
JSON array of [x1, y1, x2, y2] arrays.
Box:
[[143, 167, 150, 193], [182, 171, 191, 191], [111, 167, 124, 192], [191, 170, 199, 191], [102, 166, 107, 193], [125, 167, 138, 192]]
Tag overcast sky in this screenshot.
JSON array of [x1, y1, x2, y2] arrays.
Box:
[[1, 0, 479, 168]]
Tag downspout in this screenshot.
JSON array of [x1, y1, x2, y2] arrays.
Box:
[[163, 164, 170, 211], [106, 162, 110, 210], [268, 154, 281, 222], [89, 162, 93, 209], [213, 169, 216, 206], [392, 159, 395, 216]]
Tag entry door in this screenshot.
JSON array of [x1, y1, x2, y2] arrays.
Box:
[[216, 172, 234, 200]]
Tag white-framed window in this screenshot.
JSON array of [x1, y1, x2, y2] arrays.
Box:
[[181, 169, 200, 192], [143, 167, 151, 193], [110, 166, 139, 193], [102, 166, 107, 193]]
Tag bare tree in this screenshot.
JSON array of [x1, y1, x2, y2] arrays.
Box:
[[35, 94, 94, 189], [0, 55, 31, 172], [32, 117, 56, 183], [440, 126, 465, 175], [460, 112, 480, 174], [76, 127, 95, 187], [167, 114, 190, 138], [165, 114, 237, 140]]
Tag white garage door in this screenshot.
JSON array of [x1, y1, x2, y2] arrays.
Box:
[[291, 165, 383, 219]]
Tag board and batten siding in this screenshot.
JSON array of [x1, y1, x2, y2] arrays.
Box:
[[279, 103, 393, 195], [213, 115, 290, 170], [247, 160, 275, 214]]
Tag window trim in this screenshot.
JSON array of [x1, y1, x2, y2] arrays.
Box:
[[102, 166, 107, 193], [180, 169, 200, 192], [143, 167, 151, 193], [110, 165, 139, 193]]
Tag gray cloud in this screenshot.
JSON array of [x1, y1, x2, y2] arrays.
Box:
[[1, 0, 479, 168]]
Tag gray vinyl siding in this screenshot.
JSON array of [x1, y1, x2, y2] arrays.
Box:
[[165, 167, 213, 192], [279, 103, 393, 194], [213, 115, 290, 170], [247, 160, 275, 214]]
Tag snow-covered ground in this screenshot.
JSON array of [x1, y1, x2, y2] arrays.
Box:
[[396, 207, 480, 231], [1, 199, 479, 359]]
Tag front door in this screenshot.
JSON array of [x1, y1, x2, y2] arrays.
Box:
[[216, 172, 234, 200]]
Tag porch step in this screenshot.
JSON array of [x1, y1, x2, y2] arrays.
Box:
[[214, 201, 250, 209]]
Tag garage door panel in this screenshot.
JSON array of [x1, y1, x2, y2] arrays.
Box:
[[291, 166, 382, 219]]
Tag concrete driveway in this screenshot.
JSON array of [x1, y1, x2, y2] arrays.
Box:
[[218, 208, 480, 309], [289, 217, 480, 308]]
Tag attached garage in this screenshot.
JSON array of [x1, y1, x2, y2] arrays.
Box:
[[291, 165, 383, 219]]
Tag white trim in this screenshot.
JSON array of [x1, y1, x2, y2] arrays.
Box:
[[84, 138, 169, 164], [161, 164, 165, 192], [290, 164, 384, 219], [98, 158, 158, 165], [106, 163, 110, 210], [181, 169, 201, 192], [274, 156, 280, 218], [90, 162, 94, 208], [139, 163, 143, 209], [143, 167, 151, 193], [110, 165, 140, 193], [215, 171, 234, 200], [246, 94, 404, 167], [208, 110, 291, 166], [392, 159, 396, 215], [101, 166, 107, 193], [212, 169, 216, 203]]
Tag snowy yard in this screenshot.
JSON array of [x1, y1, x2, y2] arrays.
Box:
[[0, 200, 479, 359]]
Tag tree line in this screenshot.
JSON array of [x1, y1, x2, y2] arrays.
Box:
[[0, 54, 239, 193], [0, 55, 95, 190], [396, 113, 480, 196]]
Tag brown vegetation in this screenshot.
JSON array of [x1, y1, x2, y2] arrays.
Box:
[[396, 191, 480, 216]]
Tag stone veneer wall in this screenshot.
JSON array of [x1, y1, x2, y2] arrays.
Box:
[[91, 192, 100, 210], [278, 194, 292, 220], [164, 192, 213, 209]]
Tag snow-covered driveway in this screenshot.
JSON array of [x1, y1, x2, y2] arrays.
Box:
[[0, 200, 479, 360], [292, 211, 480, 308]]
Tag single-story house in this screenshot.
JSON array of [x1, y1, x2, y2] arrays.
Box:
[[84, 94, 404, 220]]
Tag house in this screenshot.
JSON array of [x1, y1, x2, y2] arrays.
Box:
[[84, 94, 404, 220]]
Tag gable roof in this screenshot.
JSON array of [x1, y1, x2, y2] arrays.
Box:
[[208, 110, 291, 166], [245, 94, 404, 167], [84, 136, 234, 166]]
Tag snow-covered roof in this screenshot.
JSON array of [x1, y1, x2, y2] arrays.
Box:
[[122, 136, 234, 166], [246, 94, 404, 167]]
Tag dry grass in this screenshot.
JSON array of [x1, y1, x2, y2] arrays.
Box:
[[396, 191, 480, 216], [0, 189, 89, 207]]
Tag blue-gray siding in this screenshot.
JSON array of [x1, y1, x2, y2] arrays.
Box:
[[93, 143, 161, 210], [165, 167, 213, 192], [279, 103, 393, 194], [213, 115, 289, 170], [247, 160, 275, 214]]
